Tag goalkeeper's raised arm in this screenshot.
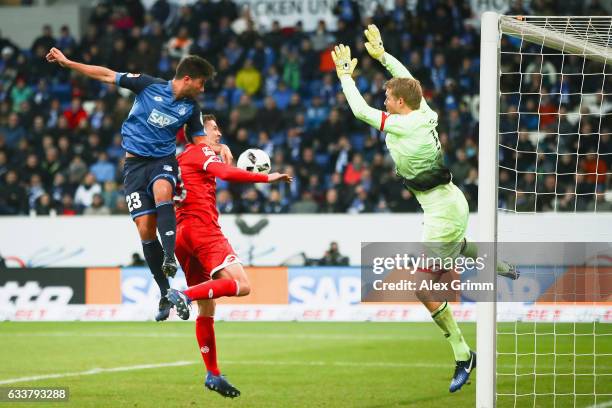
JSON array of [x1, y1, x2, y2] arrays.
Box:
[[364, 24, 432, 112], [331, 44, 427, 134], [364, 24, 412, 80]]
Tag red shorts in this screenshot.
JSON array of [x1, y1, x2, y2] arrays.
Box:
[[175, 220, 241, 286]]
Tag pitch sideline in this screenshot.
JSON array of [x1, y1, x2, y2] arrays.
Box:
[[0, 360, 446, 385]]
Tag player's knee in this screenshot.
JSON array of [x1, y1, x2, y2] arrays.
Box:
[[237, 279, 250, 296], [152, 178, 174, 202], [197, 299, 215, 316], [414, 288, 430, 303]]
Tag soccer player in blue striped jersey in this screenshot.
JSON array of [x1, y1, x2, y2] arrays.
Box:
[[46, 47, 219, 321]]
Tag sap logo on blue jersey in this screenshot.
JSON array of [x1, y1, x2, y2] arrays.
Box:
[[147, 109, 178, 128]]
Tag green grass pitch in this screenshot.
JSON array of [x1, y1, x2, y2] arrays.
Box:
[[0, 322, 609, 407]]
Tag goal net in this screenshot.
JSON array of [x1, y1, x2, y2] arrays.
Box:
[[478, 13, 612, 408]]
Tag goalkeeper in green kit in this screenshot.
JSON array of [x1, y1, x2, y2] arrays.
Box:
[[332, 25, 519, 393]]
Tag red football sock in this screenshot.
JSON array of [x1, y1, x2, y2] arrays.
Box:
[[184, 279, 238, 301], [196, 316, 220, 376]]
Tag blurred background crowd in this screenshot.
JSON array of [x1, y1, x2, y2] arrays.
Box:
[[0, 0, 610, 216]]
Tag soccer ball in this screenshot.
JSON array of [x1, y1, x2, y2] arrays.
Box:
[[237, 148, 271, 174]]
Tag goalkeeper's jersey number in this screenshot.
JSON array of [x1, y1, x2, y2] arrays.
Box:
[[431, 129, 441, 151]]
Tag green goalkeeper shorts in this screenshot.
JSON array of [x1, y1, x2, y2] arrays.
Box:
[[415, 182, 469, 260]]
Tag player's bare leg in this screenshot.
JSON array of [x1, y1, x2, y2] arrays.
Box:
[[460, 238, 520, 279], [152, 178, 178, 278], [134, 213, 171, 321], [214, 263, 251, 296], [194, 299, 240, 398], [167, 262, 250, 320], [414, 270, 475, 392]]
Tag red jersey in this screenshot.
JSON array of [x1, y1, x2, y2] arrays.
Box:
[[175, 142, 268, 226]]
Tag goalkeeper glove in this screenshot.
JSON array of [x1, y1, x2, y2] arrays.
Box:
[[364, 24, 385, 62], [331, 44, 357, 79]]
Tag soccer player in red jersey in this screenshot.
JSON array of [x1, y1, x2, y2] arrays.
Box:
[[166, 114, 291, 398]]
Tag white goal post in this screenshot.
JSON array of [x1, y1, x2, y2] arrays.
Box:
[[477, 10, 500, 408], [477, 12, 612, 408]]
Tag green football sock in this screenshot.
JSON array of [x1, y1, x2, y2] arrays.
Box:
[[460, 239, 511, 274], [460, 239, 478, 259], [431, 301, 471, 362]]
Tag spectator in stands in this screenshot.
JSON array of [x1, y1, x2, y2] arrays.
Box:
[[20, 153, 42, 184], [90, 152, 116, 183], [50, 173, 69, 203], [290, 190, 318, 213], [74, 173, 102, 209], [31, 25, 56, 53], [272, 81, 293, 109], [348, 185, 373, 214], [190, 21, 214, 60], [101, 180, 120, 210], [317, 108, 346, 150], [319, 188, 343, 213], [9, 78, 32, 113], [128, 39, 158, 74], [57, 25, 77, 51], [2, 112, 25, 148], [0, 151, 7, 181], [41, 147, 61, 185], [264, 190, 289, 213], [240, 188, 264, 213], [451, 149, 471, 186], [63, 98, 88, 130], [282, 49, 301, 91], [583, 153, 607, 186], [343, 153, 364, 186], [217, 189, 235, 214], [236, 59, 261, 95], [27, 174, 46, 211], [108, 38, 129, 72], [586, 192, 612, 212], [32, 193, 56, 216], [258, 97, 283, 134], [84, 193, 111, 215], [0, 170, 27, 214], [150, 0, 170, 25], [112, 196, 130, 215], [463, 168, 478, 212], [111, 6, 136, 32], [235, 94, 258, 127], [310, 20, 335, 52], [257, 130, 274, 157], [167, 26, 193, 59], [106, 134, 125, 162]]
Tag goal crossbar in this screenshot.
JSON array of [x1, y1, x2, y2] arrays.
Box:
[[499, 15, 612, 64]]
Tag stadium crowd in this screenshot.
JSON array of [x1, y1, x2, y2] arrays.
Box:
[[0, 0, 610, 216]]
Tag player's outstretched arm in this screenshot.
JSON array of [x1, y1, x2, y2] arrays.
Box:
[[364, 25, 432, 112], [267, 172, 292, 183], [364, 24, 412, 79], [46, 47, 116, 84], [332, 44, 386, 131], [206, 160, 292, 184]]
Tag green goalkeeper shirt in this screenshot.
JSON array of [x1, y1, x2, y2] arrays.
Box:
[[339, 53, 450, 193]]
